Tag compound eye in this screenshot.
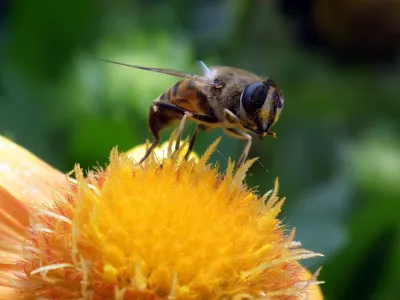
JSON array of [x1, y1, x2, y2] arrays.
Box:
[[241, 82, 269, 115]]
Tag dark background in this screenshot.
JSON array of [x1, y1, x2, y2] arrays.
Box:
[[1, 1, 400, 299]]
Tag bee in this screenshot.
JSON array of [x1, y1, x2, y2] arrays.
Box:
[[103, 59, 284, 167]]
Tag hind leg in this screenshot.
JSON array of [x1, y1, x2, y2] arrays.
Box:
[[223, 127, 252, 168], [136, 104, 162, 164], [138, 101, 218, 163], [184, 125, 202, 160], [174, 112, 193, 153]]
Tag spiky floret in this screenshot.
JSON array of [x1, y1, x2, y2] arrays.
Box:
[[16, 138, 322, 299]]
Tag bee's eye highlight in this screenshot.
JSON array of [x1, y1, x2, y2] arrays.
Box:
[[241, 82, 269, 115]]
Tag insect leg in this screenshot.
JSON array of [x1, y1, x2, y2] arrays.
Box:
[[174, 112, 193, 152], [223, 127, 252, 168], [150, 101, 195, 153], [152, 101, 218, 124], [224, 108, 276, 139], [137, 103, 162, 164], [223, 108, 242, 124], [184, 125, 200, 160], [145, 101, 218, 159]]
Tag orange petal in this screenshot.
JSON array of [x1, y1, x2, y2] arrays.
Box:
[[0, 186, 28, 242], [0, 135, 68, 240], [0, 136, 67, 206], [0, 186, 27, 291], [0, 136, 68, 294], [0, 286, 19, 300]]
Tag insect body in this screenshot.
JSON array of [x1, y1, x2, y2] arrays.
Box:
[[104, 60, 284, 167]]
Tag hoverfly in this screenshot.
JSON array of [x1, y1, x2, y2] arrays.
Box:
[[103, 59, 284, 167]]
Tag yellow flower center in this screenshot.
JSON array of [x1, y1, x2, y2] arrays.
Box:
[[20, 138, 322, 299]]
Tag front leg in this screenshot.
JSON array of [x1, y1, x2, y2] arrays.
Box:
[[223, 108, 256, 135], [223, 127, 252, 168], [223, 108, 277, 139], [223, 108, 242, 125]]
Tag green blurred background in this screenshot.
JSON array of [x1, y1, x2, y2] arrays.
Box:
[[1, 0, 400, 299]]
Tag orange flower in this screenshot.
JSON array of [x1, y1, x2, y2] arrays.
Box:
[[0, 135, 324, 299]]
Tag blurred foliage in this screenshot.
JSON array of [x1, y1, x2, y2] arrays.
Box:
[[1, 0, 400, 299]]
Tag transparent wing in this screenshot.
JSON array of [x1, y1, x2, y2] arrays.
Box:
[[102, 59, 224, 88]]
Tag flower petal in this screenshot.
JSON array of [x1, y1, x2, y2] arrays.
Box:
[[0, 186, 27, 292], [0, 136, 68, 295], [0, 186, 28, 242], [0, 136, 67, 206], [309, 285, 324, 300], [0, 286, 19, 300]]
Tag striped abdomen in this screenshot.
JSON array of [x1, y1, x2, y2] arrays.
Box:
[[157, 79, 211, 116]]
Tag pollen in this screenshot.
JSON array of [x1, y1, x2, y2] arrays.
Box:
[[17, 138, 322, 300], [259, 108, 270, 120]]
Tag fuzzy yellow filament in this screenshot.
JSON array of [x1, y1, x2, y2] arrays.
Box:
[[0, 136, 323, 300]]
